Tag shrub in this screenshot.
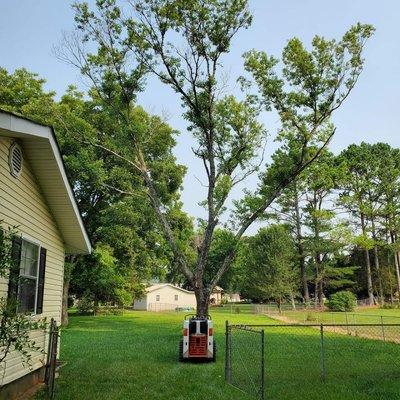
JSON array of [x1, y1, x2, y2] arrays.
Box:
[[96, 306, 124, 315], [380, 302, 400, 310], [76, 296, 96, 315], [327, 291, 356, 312], [306, 312, 316, 321]]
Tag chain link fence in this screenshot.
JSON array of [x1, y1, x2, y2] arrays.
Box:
[[225, 322, 400, 399]]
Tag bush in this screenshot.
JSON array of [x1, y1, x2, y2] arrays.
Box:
[[327, 291, 356, 312], [76, 296, 96, 315], [380, 302, 400, 310], [306, 312, 316, 321], [96, 306, 124, 315]]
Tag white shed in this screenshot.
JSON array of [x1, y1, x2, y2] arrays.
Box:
[[134, 283, 196, 311]]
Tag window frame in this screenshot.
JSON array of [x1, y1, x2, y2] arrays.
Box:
[[174, 294, 178, 301], [17, 236, 41, 315], [156, 294, 160, 302]]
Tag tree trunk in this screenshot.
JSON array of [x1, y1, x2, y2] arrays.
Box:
[[391, 231, 400, 296], [318, 280, 324, 308], [314, 255, 323, 309], [386, 236, 395, 306], [371, 217, 384, 304], [361, 212, 374, 305], [94, 299, 99, 316], [396, 250, 400, 297], [373, 244, 384, 304], [195, 288, 210, 318], [61, 255, 76, 326], [277, 297, 282, 315], [299, 255, 309, 302], [294, 190, 309, 302], [61, 278, 70, 326], [290, 291, 296, 310]]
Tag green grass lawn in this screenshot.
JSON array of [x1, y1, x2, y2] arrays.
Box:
[[36, 309, 400, 400]]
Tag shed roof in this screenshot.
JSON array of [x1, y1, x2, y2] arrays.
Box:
[[0, 110, 91, 254]]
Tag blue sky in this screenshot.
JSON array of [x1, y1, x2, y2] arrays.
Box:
[[1, 1, 399, 229]]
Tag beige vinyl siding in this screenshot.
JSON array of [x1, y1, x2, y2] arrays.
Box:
[[0, 137, 65, 386]]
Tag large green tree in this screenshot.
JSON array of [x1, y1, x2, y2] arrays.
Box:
[[65, 0, 373, 317], [238, 225, 297, 312], [337, 143, 377, 304], [336, 142, 400, 304], [302, 151, 355, 306], [0, 67, 189, 323], [273, 179, 309, 301]]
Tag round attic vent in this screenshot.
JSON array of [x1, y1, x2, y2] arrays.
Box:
[[9, 142, 23, 178]]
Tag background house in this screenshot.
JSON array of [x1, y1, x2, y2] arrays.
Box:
[[210, 286, 224, 305], [134, 283, 197, 311], [0, 111, 91, 397], [133, 283, 229, 311], [226, 293, 241, 303]]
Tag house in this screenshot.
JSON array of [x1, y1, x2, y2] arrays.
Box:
[[134, 283, 197, 311], [226, 292, 241, 303], [0, 111, 91, 397], [210, 285, 224, 305], [133, 283, 228, 311]]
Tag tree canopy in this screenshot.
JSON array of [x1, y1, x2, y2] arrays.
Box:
[[62, 0, 373, 316]]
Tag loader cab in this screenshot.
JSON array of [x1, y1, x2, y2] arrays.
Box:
[[179, 315, 216, 362]]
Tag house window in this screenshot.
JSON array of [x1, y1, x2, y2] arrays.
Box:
[[156, 295, 160, 301], [18, 239, 40, 314], [174, 295, 178, 301], [8, 236, 46, 315]]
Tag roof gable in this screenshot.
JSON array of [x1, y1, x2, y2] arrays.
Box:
[[0, 110, 91, 254]]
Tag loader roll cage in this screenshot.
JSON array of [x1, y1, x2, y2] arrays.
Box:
[[184, 314, 212, 320]]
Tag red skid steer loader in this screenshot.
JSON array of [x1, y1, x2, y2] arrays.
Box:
[[179, 315, 216, 362]]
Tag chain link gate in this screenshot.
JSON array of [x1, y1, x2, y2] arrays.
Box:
[[225, 321, 265, 400]]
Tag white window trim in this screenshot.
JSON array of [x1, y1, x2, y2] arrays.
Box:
[[156, 294, 160, 301], [17, 236, 41, 315]]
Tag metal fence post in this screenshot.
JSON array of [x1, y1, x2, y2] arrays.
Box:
[[45, 318, 54, 383], [260, 329, 265, 400], [45, 318, 59, 399], [320, 324, 326, 382], [381, 316, 386, 342], [225, 320, 232, 384]]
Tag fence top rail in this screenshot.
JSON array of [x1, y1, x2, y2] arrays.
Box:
[[228, 323, 400, 328], [230, 324, 265, 333], [316, 312, 400, 318]]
